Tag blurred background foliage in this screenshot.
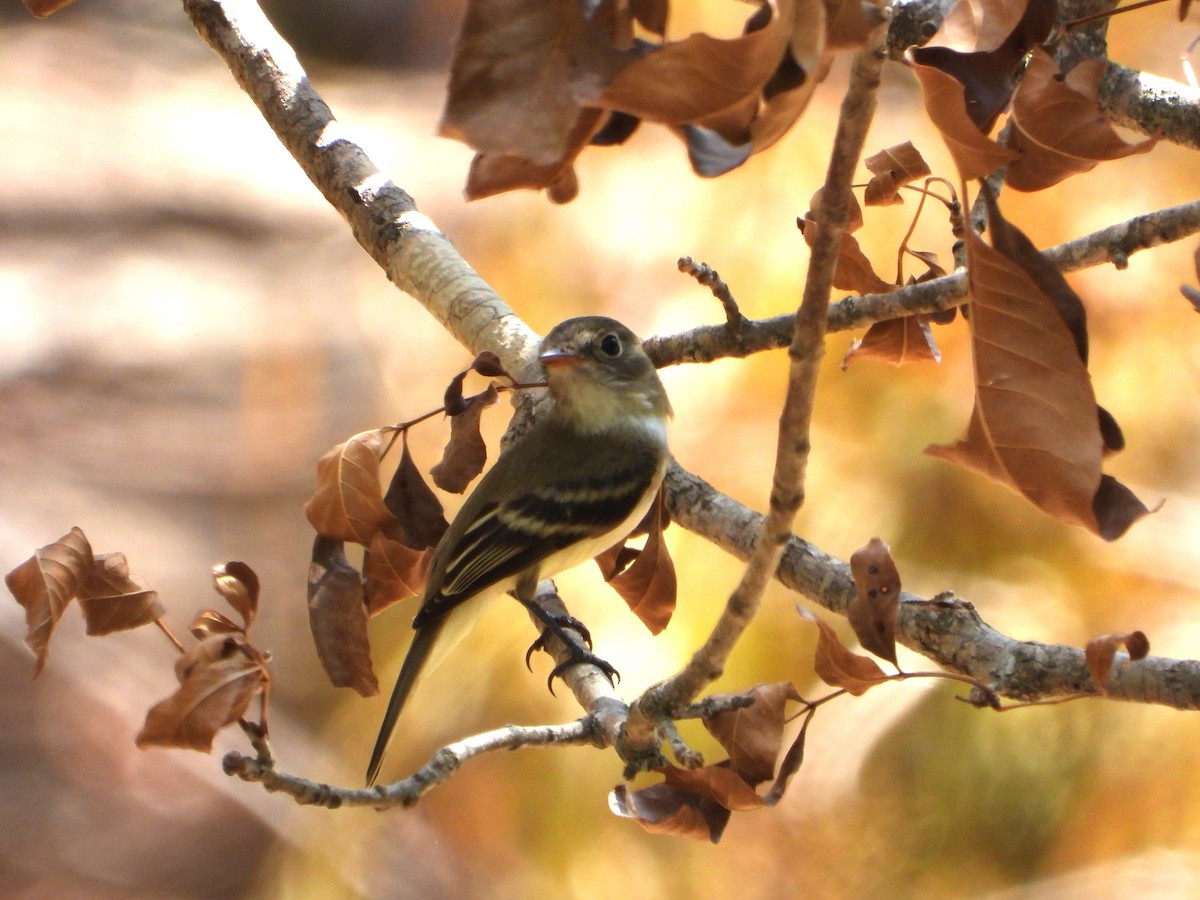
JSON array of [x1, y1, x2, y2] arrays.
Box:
[[1, 0, 1199, 897]]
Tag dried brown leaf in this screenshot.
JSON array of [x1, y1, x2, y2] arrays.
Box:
[[798, 211, 894, 296], [847, 538, 902, 664], [471, 350, 512, 380], [432, 384, 499, 493], [609, 781, 729, 842], [78, 553, 164, 637], [765, 706, 815, 805], [364, 529, 434, 616], [594, 490, 676, 634], [438, 0, 597, 166], [464, 107, 606, 202], [1085, 630, 1150, 694], [22, 0, 78, 17], [1006, 50, 1157, 192], [591, 0, 797, 125], [864, 142, 932, 206], [211, 561, 259, 631], [5, 526, 93, 676], [704, 683, 799, 785], [307, 536, 378, 697], [926, 188, 1151, 539], [663, 762, 765, 812], [190, 609, 244, 639], [842, 316, 941, 368], [136, 635, 267, 752], [798, 606, 889, 695], [907, 60, 1019, 180], [305, 429, 393, 544], [383, 436, 451, 550], [824, 0, 879, 49], [910, 0, 1055, 131]]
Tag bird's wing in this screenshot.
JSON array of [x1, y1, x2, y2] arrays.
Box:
[[411, 461, 659, 629]]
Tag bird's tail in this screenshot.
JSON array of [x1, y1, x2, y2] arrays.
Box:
[[365, 621, 443, 787]]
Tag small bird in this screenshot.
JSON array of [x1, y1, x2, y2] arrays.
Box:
[[365, 316, 672, 786]]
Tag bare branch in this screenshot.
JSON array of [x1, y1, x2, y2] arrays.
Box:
[[1099, 62, 1200, 151], [625, 24, 894, 749], [180, 0, 541, 377], [664, 463, 1200, 710], [223, 718, 598, 809], [678, 257, 748, 329], [645, 199, 1200, 367]]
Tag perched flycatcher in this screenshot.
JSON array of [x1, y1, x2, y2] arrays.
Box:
[[366, 316, 672, 786]]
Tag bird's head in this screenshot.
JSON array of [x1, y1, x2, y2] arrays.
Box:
[[538, 317, 671, 433]]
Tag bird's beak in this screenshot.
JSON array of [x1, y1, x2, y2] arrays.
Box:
[[539, 349, 584, 369]]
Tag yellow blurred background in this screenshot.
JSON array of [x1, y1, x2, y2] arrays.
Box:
[[2, 1, 1199, 897]]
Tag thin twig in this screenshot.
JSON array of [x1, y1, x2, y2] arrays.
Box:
[[624, 23, 893, 757], [223, 718, 598, 809], [678, 257, 747, 329], [644, 199, 1200, 367]]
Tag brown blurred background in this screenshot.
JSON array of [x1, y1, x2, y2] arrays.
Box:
[[2, 1, 1200, 897]]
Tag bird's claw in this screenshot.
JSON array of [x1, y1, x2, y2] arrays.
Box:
[[522, 613, 618, 694], [524, 614, 593, 671], [546, 651, 620, 694]]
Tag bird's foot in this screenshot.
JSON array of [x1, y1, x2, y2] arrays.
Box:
[[524, 613, 619, 692]]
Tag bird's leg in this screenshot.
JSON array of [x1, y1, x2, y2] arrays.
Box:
[[516, 581, 620, 692]]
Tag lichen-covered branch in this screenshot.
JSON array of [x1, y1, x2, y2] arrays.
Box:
[[624, 23, 894, 752], [180, 0, 540, 376], [665, 463, 1200, 710], [223, 717, 599, 809], [645, 198, 1200, 367]]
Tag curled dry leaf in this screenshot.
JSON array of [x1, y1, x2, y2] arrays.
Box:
[[364, 529, 433, 616], [438, 0, 597, 167], [465, 108, 604, 203], [383, 436, 450, 550], [609, 781, 730, 842], [594, 489, 676, 634], [431, 384, 499, 493], [22, 0, 78, 16], [211, 561, 259, 631], [863, 141, 932, 207], [307, 536, 378, 697], [5, 526, 93, 676], [797, 605, 889, 695], [305, 429, 393, 544], [926, 187, 1151, 540], [680, 0, 830, 178], [190, 609, 244, 640], [470, 350, 511, 380], [847, 538, 902, 665], [906, 60, 1018, 180], [592, 0, 798, 126], [663, 763, 765, 812], [78, 552, 165, 637], [1005, 49, 1157, 192], [799, 190, 894, 296], [136, 634, 268, 752], [1085, 630, 1150, 694], [704, 682, 798, 786], [765, 705, 816, 806], [908, 0, 1055, 131], [842, 317, 941, 368]]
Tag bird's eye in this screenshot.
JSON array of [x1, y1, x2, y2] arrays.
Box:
[[598, 333, 622, 357]]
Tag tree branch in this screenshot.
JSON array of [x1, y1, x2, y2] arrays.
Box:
[[223, 717, 599, 809], [180, 0, 542, 377], [664, 463, 1200, 710], [624, 22, 894, 751], [645, 198, 1200, 367], [172, 1, 1200, 811]]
